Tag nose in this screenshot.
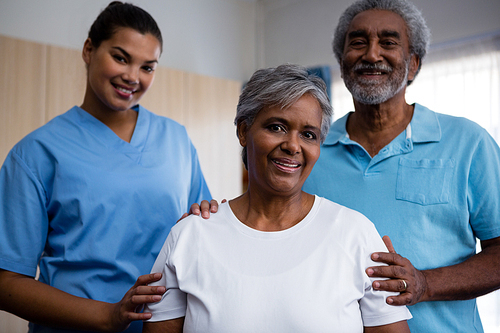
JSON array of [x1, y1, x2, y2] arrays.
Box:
[[280, 133, 300, 155], [362, 41, 383, 64], [122, 66, 140, 85]]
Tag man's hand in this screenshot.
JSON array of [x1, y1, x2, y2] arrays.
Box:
[[178, 199, 226, 221], [366, 236, 428, 306]]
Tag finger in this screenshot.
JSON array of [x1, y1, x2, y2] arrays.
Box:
[[221, 198, 227, 203], [366, 263, 407, 279], [372, 278, 408, 293], [177, 213, 189, 223], [133, 273, 163, 287], [382, 235, 396, 253], [386, 293, 415, 306], [189, 203, 201, 216], [209, 199, 219, 213], [370, 252, 406, 266], [125, 311, 153, 321], [134, 285, 166, 296], [130, 294, 164, 306], [200, 200, 210, 219]]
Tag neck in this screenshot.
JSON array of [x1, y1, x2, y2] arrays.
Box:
[[229, 188, 314, 232], [347, 92, 414, 157], [80, 88, 138, 143]]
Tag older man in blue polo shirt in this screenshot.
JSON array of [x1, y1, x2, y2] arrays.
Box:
[[303, 0, 500, 332]]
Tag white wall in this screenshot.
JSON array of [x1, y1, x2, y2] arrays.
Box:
[[2, 0, 500, 81], [0, 0, 257, 82], [260, 0, 500, 70]]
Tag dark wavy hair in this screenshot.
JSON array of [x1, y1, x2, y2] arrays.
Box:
[[87, 1, 163, 52]]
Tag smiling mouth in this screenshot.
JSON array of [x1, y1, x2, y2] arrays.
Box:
[[272, 159, 301, 173], [113, 84, 136, 95]]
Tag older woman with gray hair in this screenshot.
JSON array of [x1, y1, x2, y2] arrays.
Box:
[[142, 64, 412, 333]]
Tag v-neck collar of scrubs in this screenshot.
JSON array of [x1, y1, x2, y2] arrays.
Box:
[[323, 103, 442, 167], [69, 104, 150, 155]]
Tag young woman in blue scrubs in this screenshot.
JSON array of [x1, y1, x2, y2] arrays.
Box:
[[0, 2, 211, 332]]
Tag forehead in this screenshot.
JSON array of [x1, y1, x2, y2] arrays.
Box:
[[102, 27, 161, 58], [346, 9, 409, 42], [257, 94, 323, 125]]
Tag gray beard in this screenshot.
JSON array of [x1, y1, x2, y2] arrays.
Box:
[[343, 60, 409, 105]]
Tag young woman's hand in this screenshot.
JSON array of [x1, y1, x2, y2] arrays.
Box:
[[108, 273, 166, 332]]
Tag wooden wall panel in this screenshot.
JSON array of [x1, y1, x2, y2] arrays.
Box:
[[45, 45, 86, 121], [140, 66, 186, 124], [0, 35, 47, 163], [185, 72, 242, 200]]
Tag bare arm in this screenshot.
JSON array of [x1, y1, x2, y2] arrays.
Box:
[[367, 235, 500, 305], [142, 317, 185, 333], [364, 320, 410, 333], [0, 269, 165, 332]]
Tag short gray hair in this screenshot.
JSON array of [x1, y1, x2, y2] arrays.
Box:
[[333, 0, 431, 84], [235, 63, 333, 169]]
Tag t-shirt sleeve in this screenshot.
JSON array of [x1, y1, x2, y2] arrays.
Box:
[[0, 149, 48, 276], [144, 230, 187, 322], [468, 130, 500, 240], [358, 221, 413, 327]]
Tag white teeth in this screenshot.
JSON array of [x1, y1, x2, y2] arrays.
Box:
[[116, 86, 133, 94], [275, 160, 299, 168]]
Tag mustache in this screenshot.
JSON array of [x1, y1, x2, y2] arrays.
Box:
[[352, 63, 393, 73]]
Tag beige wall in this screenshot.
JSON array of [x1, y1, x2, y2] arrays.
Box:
[[0, 34, 242, 331]]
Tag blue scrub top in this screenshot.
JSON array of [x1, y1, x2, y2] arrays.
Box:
[[303, 103, 500, 333], [0, 105, 212, 333]]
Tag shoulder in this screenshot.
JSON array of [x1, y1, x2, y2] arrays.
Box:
[[315, 196, 377, 234], [417, 104, 488, 138], [10, 108, 79, 160], [139, 105, 189, 133]]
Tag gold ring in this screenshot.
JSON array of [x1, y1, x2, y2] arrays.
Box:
[[401, 279, 408, 291]]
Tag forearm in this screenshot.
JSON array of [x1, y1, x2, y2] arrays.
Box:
[[421, 237, 500, 302], [0, 269, 114, 332]]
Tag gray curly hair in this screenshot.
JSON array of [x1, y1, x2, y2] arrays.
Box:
[[333, 0, 431, 84], [235, 64, 333, 169]]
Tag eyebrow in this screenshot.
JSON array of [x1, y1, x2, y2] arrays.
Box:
[[112, 46, 158, 64], [347, 29, 401, 40], [267, 116, 321, 132]]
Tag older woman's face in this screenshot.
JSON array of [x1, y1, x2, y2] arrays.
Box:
[[239, 93, 322, 196]]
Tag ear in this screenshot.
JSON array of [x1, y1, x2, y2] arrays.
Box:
[[82, 38, 94, 66], [237, 121, 248, 148], [407, 54, 420, 82]]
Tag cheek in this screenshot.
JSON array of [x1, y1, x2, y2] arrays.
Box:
[[306, 145, 321, 166], [140, 74, 156, 91]]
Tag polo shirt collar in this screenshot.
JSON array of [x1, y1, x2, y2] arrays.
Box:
[[323, 103, 441, 146]]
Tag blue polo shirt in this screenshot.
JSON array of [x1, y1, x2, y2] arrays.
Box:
[[303, 103, 500, 333]]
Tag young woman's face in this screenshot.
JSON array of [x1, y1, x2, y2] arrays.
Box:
[[238, 94, 323, 197], [82, 27, 161, 113]]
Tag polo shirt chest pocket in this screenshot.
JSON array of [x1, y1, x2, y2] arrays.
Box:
[[396, 158, 455, 205]]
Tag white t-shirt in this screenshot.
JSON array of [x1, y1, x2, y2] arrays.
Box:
[[146, 196, 411, 332]]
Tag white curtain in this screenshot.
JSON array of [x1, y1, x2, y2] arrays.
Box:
[[330, 32, 500, 332]]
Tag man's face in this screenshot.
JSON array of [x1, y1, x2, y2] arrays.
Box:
[[340, 9, 418, 105]]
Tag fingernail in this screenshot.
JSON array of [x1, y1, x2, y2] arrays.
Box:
[[202, 211, 209, 218], [373, 282, 380, 289], [387, 298, 394, 304], [153, 295, 162, 301], [372, 253, 379, 260], [367, 268, 374, 276]]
